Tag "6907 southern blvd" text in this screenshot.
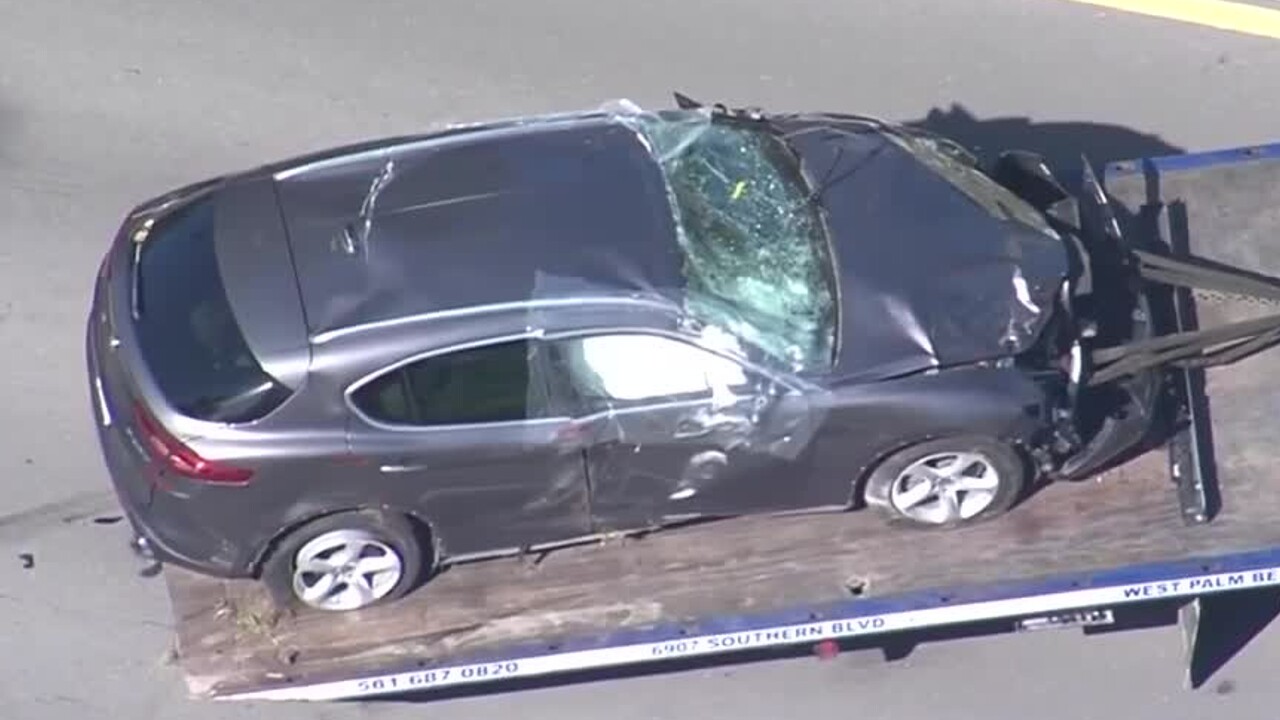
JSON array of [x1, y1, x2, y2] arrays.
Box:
[[650, 617, 887, 658]]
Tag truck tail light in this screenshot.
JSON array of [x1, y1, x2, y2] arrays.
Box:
[[132, 402, 253, 486]]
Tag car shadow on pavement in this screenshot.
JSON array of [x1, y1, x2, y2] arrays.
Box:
[[904, 103, 1186, 186]]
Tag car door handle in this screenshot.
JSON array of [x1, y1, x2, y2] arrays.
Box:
[[379, 463, 429, 473]]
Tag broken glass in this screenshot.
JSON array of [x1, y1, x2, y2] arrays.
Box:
[[618, 109, 839, 373]]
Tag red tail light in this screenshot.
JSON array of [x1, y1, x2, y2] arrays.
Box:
[[132, 402, 253, 486]]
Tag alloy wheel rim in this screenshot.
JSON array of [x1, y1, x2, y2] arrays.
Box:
[[889, 451, 1002, 524], [291, 529, 404, 611]]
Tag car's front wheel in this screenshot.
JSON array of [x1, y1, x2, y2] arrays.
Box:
[[861, 437, 1030, 528], [261, 509, 428, 612]]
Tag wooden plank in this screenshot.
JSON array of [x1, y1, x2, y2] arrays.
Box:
[[167, 152, 1280, 699]]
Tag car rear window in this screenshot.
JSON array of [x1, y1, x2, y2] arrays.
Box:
[[132, 195, 293, 424]]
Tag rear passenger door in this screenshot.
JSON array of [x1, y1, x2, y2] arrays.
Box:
[[344, 336, 594, 556]]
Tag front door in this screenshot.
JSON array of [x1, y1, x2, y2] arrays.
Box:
[[541, 331, 820, 532], [345, 336, 593, 556]]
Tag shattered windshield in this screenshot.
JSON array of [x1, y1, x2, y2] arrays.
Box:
[[622, 110, 838, 373]]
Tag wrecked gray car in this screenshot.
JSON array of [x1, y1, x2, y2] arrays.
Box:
[[84, 97, 1160, 612]]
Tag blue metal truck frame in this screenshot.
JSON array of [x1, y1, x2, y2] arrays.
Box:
[[165, 138, 1280, 703]]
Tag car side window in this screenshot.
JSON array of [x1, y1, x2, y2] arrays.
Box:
[[351, 338, 550, 427], [545, 333, 764, 413]]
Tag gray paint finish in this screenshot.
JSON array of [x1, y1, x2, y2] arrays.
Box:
[[771, 114, 1072, 382], [85, 101, 1110, 584], [6, 0, 1280, 717], [273, 113, 689, 339]]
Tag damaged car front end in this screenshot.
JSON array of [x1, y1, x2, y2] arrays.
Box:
[[791, 107, 1163, 484], [637, 98, 1161, 489], [870, 117, 1162, 483]]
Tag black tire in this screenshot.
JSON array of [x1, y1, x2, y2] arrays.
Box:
[[260, 509, 429, 613], [860, 436, 1030, 529]]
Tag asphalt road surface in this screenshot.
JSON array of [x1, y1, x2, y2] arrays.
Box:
[[3, 1, 1280, 718]]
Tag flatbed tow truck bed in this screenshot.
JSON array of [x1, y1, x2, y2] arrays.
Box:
[[162, 140, 1280, 702]]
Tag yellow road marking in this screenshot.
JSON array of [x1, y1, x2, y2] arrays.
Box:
[[1063, 0, 1280, 40]]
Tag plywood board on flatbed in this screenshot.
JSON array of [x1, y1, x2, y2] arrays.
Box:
[[167, 151, 1280, 699]]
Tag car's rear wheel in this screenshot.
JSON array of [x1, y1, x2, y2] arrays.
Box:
[[261, 509, 428, 613], [861, 436, 1030, 528]]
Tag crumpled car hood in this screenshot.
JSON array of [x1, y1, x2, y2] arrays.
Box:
[[776, 117, 1071, 383]]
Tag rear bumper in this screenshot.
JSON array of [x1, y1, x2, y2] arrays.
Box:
[[85, 283, 252, 580], [115, 501, 243, 577]]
